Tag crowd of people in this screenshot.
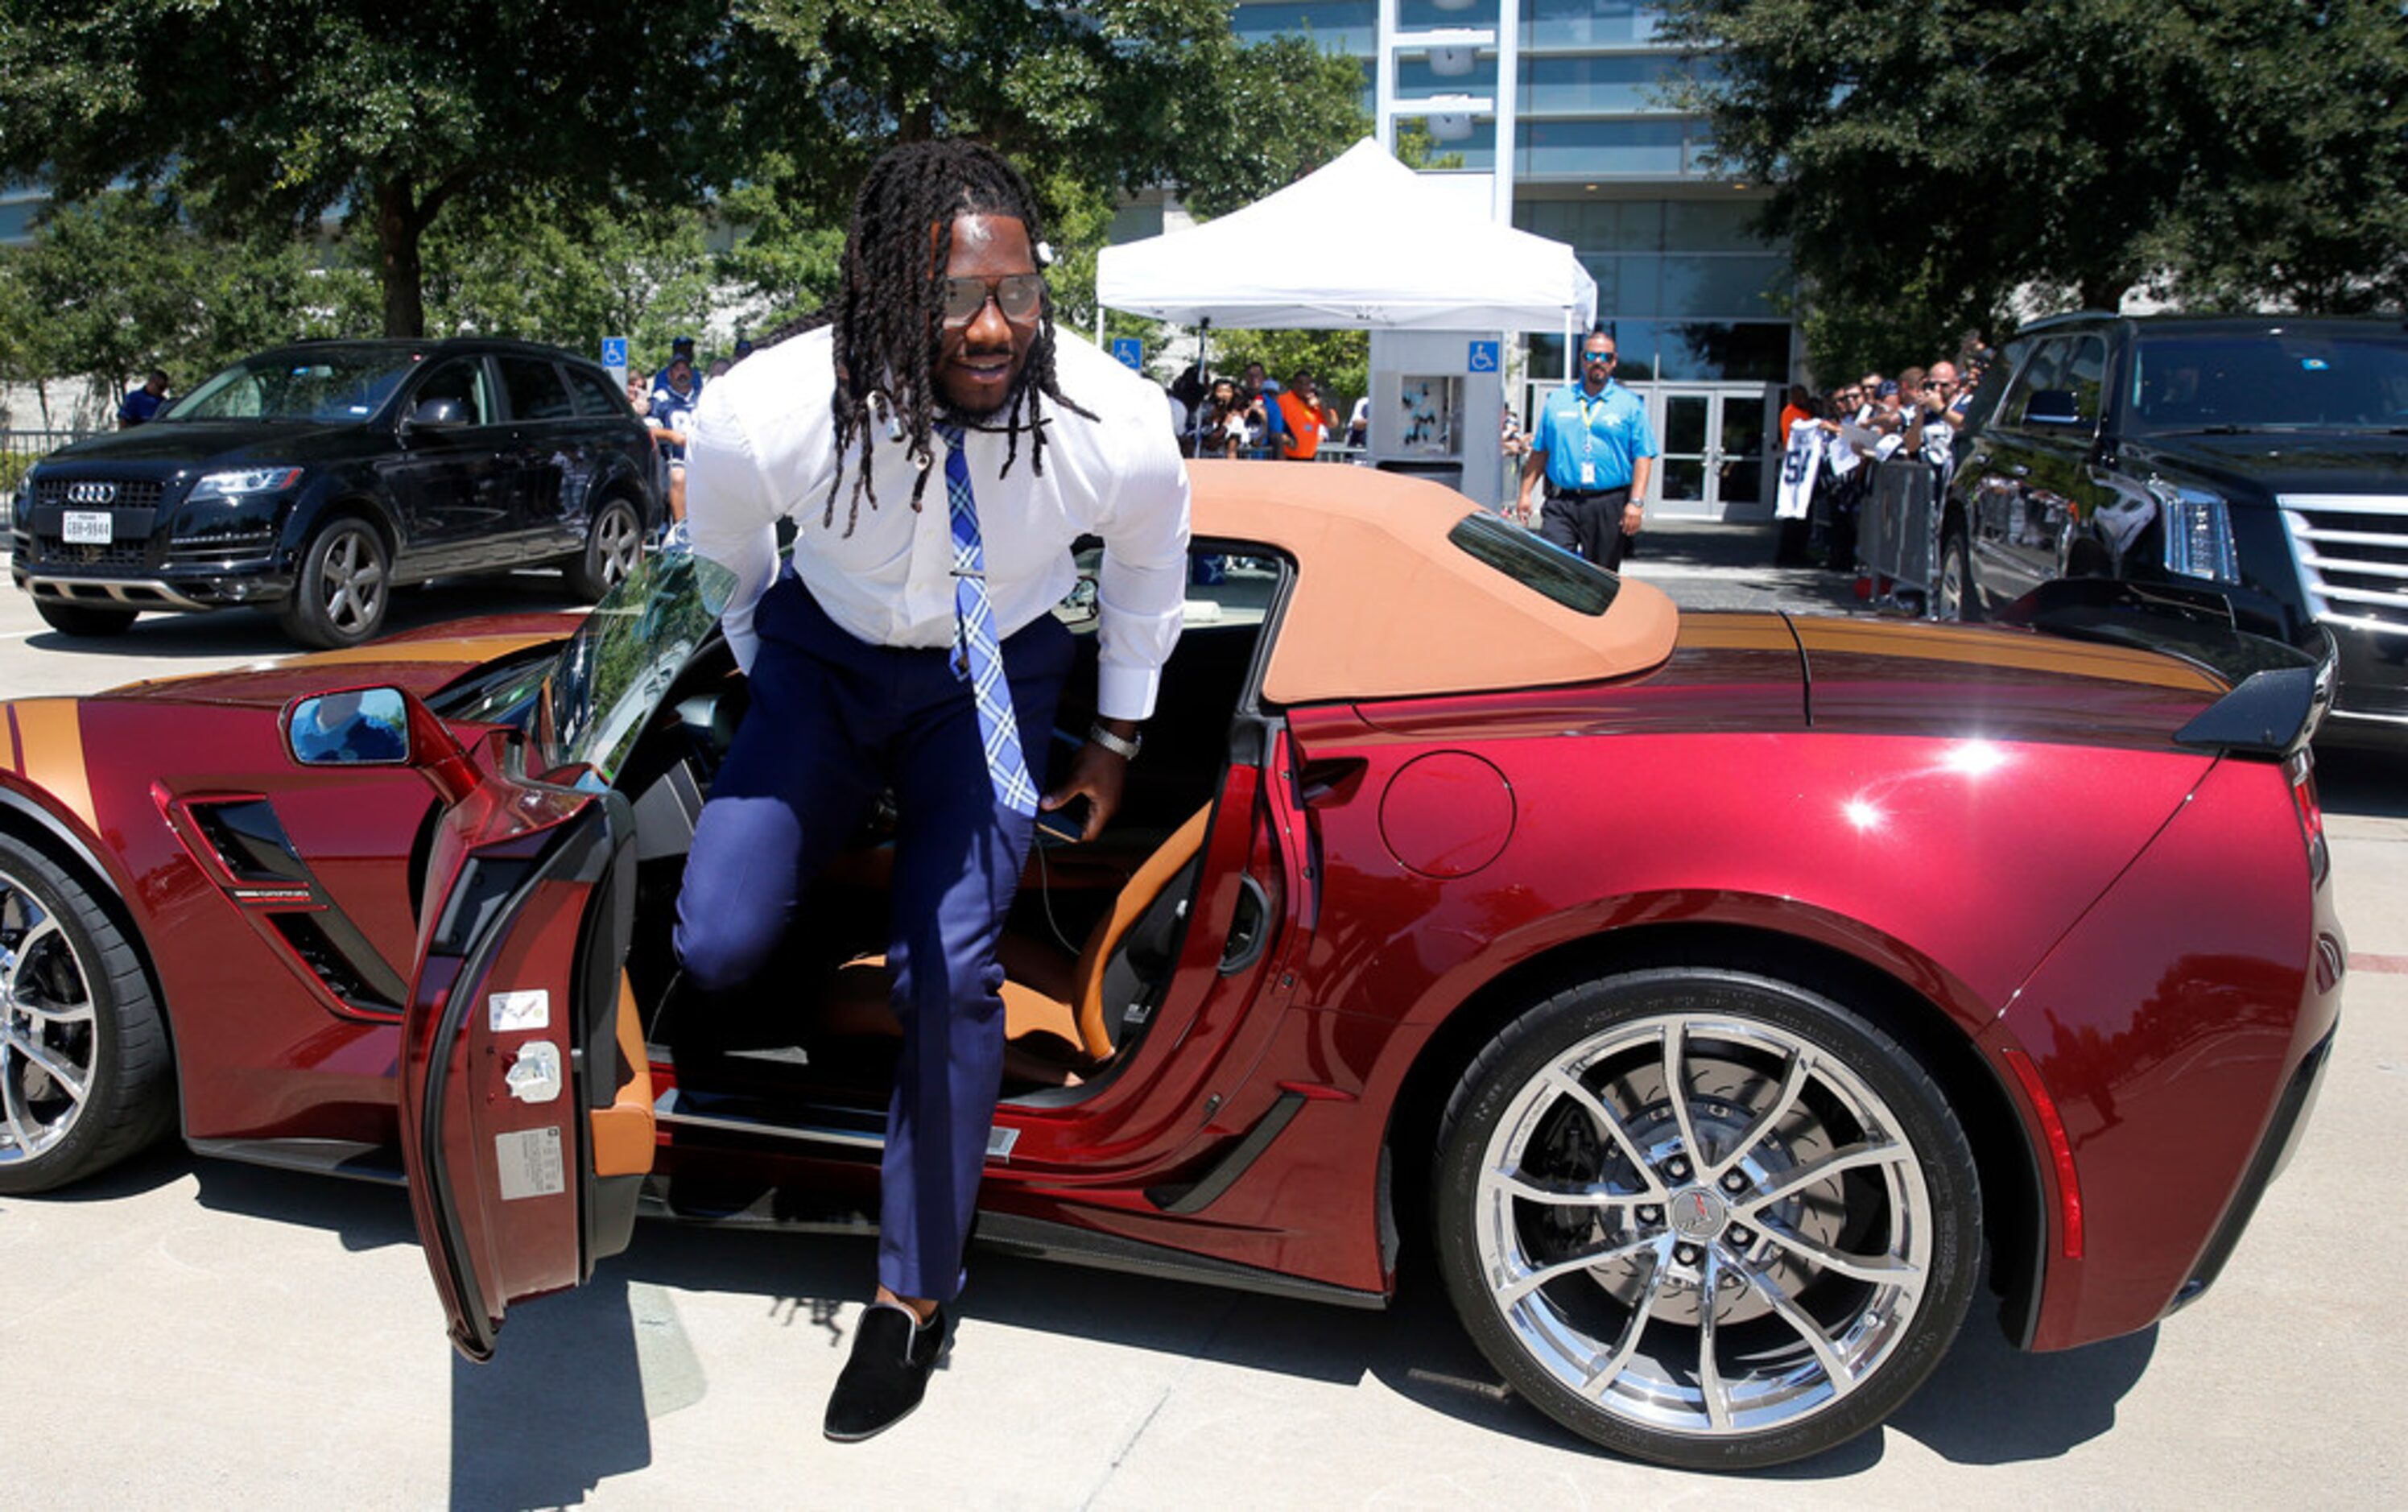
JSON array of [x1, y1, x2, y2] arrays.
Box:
[[1165, 361, 1360, 461], [1770, 346, 1993, 568]]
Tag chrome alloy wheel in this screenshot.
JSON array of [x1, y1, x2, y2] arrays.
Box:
[[0, 865, 97, 1167], [595, 506, 642, 589], [1472, 1011, 1933, 1440], [318, 528, 387, 637]]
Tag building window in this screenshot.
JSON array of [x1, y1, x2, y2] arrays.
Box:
[[1229, 2, 1378, 52], [1521, 0, 1671, 50], [1517, 118, 1705, 178], [1520, 53, 1701, 114]]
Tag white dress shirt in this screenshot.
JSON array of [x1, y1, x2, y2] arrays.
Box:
[[685, 328, 1192, 721]]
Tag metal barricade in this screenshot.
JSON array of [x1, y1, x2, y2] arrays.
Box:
[[2, 428, 97, 531], [1858, 460, 1936, 594]]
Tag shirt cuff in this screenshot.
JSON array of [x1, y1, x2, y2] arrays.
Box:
[[1096, 662, 1162, 724]]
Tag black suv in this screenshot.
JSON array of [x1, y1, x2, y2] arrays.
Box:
[[1935, 313, 2408, 746], [9, 338, 659, 647]]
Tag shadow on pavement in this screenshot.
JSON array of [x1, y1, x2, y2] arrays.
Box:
[[175, 1155, 2160, 1497], [19, 571, 591, 661]]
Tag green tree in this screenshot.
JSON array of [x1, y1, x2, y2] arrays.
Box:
[[0, 192, 367, 420], [1661, 0, 2408, 376], [416, 192, 717, 365], [0, 1, 717, 338], [2, 3, 1367, 345], [1210, 329, 1369, 416], [718, 4, 1367, 222]]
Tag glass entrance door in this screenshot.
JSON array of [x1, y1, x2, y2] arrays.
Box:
[[1650, 389, 1774, 518]]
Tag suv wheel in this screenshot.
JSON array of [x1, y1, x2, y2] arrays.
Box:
[[34, 601, 138, 638], [1933, 528, 1976, 622], [279, 518, 390, 648], [568, 495, 643, 600]]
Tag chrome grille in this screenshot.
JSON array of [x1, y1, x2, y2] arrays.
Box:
[[33, 477, 164, 512], [2280, 494, 2408, 638]]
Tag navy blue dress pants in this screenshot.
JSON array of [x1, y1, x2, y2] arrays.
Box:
[[674, 567, 1074, 1301]]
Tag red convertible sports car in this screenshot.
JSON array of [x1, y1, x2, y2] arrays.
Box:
[[0, 465, 2343, 1469]]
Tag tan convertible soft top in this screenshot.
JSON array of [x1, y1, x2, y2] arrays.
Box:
[[1189, 462, 1679, 705]]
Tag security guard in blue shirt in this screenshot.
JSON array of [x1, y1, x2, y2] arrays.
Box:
[[1516, 331, 1657, 571]]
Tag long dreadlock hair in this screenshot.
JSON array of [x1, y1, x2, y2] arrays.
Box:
[[823, 139, 1094, 536]]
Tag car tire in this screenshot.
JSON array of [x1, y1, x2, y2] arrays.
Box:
[[1934, 527, 1976, 622], [279, 518, 391, 649], [1432, 968, 1981, 1470], [568, 495, 643, 601], [34, 600, 138, 638], [0, 834, 175, 1194]]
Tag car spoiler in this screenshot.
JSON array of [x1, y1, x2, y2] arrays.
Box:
[[1997, 579, 2336, 759]]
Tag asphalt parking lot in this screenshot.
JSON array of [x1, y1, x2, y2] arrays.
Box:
[[3, 533, 2403, 1510]]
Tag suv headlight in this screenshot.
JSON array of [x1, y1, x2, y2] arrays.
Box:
[[191, 466, 304, 499], [2154, 482, 2240, 584]]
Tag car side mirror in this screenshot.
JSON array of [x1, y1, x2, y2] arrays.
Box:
[[2022, 389, 2084, 428], [283, 684, 481, 804], [407, 397, 469, 431], [286, 688, 412, 766]]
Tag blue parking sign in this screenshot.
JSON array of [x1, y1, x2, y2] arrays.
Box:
[[601, 336, 630, 370], [1111, 337, 1143, 370], [1468, 340, 1500, 374]]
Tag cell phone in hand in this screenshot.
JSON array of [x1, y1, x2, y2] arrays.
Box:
[[1035, 804, 1088, 845]]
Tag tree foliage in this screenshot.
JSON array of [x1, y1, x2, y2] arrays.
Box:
[[0, 193, 370, 425], [1661, 0, 2408, 381], [0, 2, 1366, 342], [416, 193, 717, 369], [0, 1, 716, 337]]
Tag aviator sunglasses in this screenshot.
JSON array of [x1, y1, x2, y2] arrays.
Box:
[[943, 273, 1046, 327]]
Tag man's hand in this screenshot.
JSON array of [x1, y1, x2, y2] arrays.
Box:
[[1621, 500, 1644, 536], [1041, 720, 1138, 841]]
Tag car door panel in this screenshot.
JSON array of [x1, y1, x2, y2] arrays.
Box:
[[495, 356, 588, 557], [382, 356, 512, 579], [399, 750, 644, 1361], [995, 738, 1313, 1179]]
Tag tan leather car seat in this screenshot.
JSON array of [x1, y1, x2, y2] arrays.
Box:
[[821, 803, 1213, 1065]]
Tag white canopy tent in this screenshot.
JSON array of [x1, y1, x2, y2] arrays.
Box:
[[1097, 139, 1596, 510], [1097, 138, 1596, 334]]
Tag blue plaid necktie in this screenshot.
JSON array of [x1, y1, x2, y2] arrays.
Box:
[[936, 423, 1039, 816]]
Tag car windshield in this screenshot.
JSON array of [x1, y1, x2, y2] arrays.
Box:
[[2129, 330, 2408, 433], [163, 349, 421, 423], [527, 549, 722, 783]]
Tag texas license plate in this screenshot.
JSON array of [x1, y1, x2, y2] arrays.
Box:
[[62, 510, 113, 544]]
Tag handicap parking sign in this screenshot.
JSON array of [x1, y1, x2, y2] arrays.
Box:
[[601, 336, 630, 370], [1468, 340, 1500, 374], [1111, 337, 1143, 370]]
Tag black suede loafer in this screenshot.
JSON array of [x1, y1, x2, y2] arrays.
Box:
[[824, 1301, 948, 1443]]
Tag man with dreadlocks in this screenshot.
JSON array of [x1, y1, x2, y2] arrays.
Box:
[[676, 140, 1190, 1442]]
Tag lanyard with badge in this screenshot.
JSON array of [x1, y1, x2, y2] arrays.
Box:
[[1572, 387, 1615, 487]]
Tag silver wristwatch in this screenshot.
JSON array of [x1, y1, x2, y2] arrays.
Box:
[[1087, 723, 1142, 760]]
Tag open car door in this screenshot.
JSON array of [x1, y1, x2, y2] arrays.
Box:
[[395, 734, 652, 1361]]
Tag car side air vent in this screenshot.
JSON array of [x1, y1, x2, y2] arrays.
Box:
[[188, 798, 311, 884], [270, 912, 402, 1014]]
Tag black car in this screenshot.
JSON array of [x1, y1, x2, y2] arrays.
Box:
[[8, 338, 659, 647], [1933, 313, 2408, 746]]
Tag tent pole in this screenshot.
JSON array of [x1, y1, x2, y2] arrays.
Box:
[[1198, 316, 1212, 382]]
